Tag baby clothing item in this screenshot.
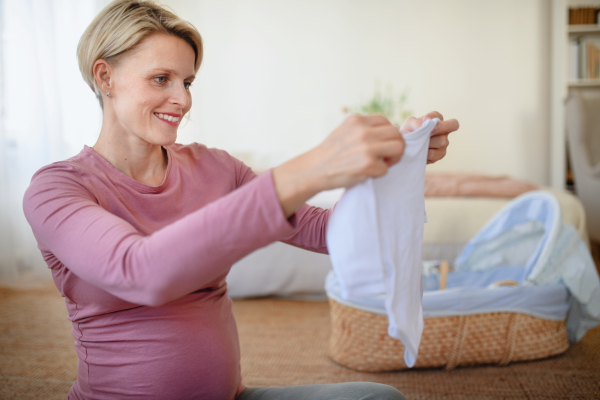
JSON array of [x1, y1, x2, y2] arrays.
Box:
[[327, 118, 439, 367]]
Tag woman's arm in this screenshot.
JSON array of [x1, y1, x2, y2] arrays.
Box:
[[235, 158, 332, 255], [279, 204, 332, 254], [23, 164, 295, 307]]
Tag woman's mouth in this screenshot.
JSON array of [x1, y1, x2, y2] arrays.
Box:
[[154, 112, 180, 126]]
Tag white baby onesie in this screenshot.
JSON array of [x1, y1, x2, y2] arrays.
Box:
[[326, 118, 439, 367]]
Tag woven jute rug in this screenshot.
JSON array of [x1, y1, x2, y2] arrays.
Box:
[[1, 283, 599, 400]]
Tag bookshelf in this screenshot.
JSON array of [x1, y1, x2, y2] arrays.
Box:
[[568, 80, 600, 87], [568, 25, 600, 34], [550, 0, 600, 190], [568, 24, 600, 87]]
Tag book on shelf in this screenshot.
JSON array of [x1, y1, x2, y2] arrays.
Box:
[[568, 7, 599, 25], [568, 38, 600, 81]]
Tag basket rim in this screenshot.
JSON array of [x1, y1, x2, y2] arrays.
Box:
[[326, 292, 566, 321]]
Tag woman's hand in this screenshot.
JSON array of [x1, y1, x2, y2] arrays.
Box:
[[400, 111, 459, 164], [310, 114, 407, 188], [272, 111, 459, 217], [273, 114, 405, 217]]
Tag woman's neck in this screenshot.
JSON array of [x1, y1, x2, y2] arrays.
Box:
[[92, 128, 168, 187]]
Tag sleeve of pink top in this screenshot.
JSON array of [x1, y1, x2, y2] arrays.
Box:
[[23, 164, 297, 307], [235, 163, 333, 254]]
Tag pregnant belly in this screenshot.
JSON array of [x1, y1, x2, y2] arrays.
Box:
[[71, 291, 242, 400]]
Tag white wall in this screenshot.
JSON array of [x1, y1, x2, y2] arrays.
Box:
[[164, 0, 552, 185]]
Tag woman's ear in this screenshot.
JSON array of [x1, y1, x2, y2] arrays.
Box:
[[93, 59, 112, 97]]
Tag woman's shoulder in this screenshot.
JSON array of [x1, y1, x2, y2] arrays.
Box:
[[168, 142, 242, 174], [29, 149, 91, 186], [28, 145, 122, 191], [24, 150, 98, 220], [168, 142, 256, 187], [168, 142, 237, 165]]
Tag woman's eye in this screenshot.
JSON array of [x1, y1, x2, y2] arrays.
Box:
[[154, 76, 167, 84], [184, 82, 192, 90]]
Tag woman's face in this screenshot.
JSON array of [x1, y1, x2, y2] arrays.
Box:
[[107, 34, 196, 146]]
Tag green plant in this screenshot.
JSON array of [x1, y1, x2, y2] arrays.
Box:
[[344, 83, 412, 126]]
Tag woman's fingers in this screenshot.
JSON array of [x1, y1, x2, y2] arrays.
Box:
[[428, 133, 449, 164], [418, 112, 457, 164], [428, 133, 450, 164], [402, 111, 458, 136], [359, 114, 394, 127], [423, 111, 444, 121], [427, 118, 457, 164], [366, 124, 404, 143], [399, 116, 422, 134], [432, 118, 459, 135], [360, 121, 405, 166], [370, 139, 405, 165], [323, 114, 406, 183], [401, 111, 444, 135], [427, 147, 447, 164], [428, 133, 449, 149]]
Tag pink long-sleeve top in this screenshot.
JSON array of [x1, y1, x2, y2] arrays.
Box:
[[22, 143, 331, 400]]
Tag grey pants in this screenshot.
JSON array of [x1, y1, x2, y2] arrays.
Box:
[[236, 382, 406, 400]]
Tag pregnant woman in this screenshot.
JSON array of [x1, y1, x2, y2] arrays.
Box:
[[23, 1, 458, 399]]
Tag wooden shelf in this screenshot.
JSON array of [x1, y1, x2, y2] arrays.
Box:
[[550, 2, 600, 190], [568, 80, 600, 87], [568, 25, 600, 34]]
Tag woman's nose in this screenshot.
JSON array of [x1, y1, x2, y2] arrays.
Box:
[[169, 82, 191, 109]]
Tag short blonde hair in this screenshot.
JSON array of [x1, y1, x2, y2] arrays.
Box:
[[77, 0, 203, 107]]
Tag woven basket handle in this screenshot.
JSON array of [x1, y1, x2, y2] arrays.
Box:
[[499, 314, 519, 365], [445, 315, 467, 370]]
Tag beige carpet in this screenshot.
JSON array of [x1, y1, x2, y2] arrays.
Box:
[[1, 282, 599, 399]]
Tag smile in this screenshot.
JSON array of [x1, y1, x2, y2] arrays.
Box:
[[154, 113, 180, 125]]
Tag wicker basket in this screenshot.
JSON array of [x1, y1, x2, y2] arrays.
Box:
[[328, 298, 570, 371]]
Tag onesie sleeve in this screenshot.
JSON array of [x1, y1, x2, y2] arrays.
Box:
[[23, 163, 295, 306], [234, 159, 332, 254]]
